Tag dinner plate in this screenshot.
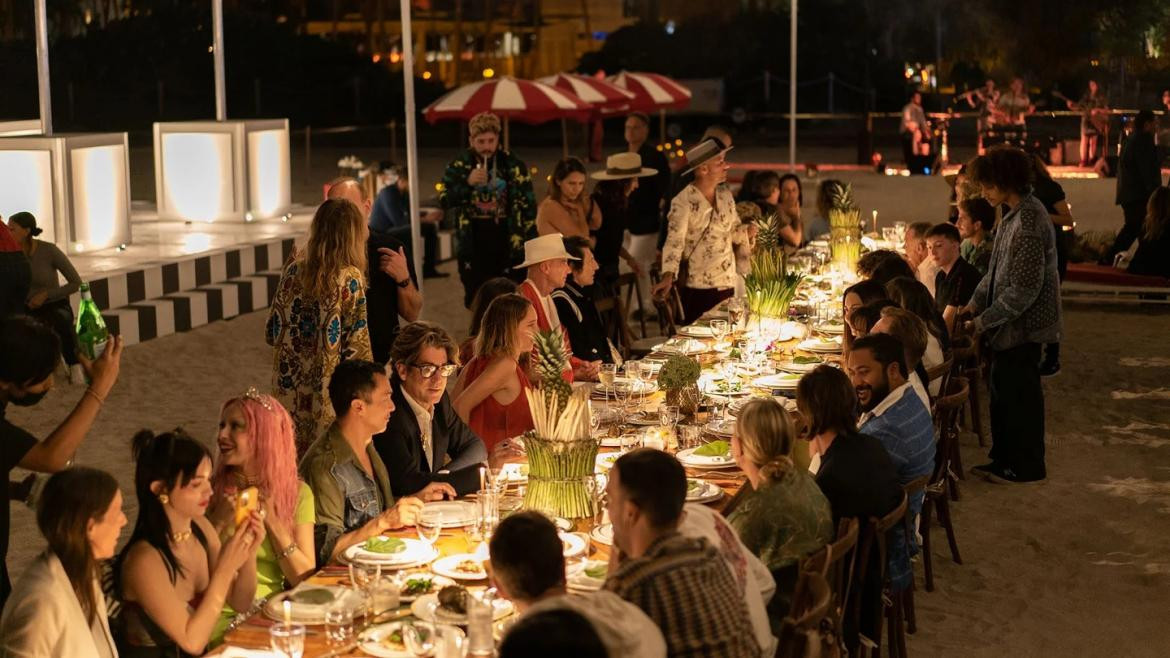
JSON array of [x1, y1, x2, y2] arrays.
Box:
[[560, 532, 587, 557], [678, 324, 716, 338], [704, 419, 736, 436], [777, 358, 824, 374], [599, 433, 635, 448], [685, 478, 723, 504], [676, 446, 736, 469], [752, 373, 803, 391], [421, 501, 478, 527], [590, 523, 614, 546], [263, 585, 363, 624], [431, 554, 488, 581], [395, 572, 458, 603], [411, 594, 515, 625], [797, 338, 843, 353], [595, 452, 620, 471], [818, 322, 846, 335], [652, 338, 708, 355], [359, 621, 465, 658], [703, 380, 750, 396], [624, 411, 660, 426], [567, 560, 609, 592], [342, 537, 439, 567]]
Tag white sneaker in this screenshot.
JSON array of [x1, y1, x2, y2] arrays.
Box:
[[69, 363, 86, 385]]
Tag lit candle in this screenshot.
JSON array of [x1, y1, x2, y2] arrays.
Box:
[[480, 466, 486, 492], [282, 599, 291, 626], [872, 210, 878, 232]]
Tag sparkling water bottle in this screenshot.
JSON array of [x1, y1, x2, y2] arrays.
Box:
[[75, 283, 109, 360]]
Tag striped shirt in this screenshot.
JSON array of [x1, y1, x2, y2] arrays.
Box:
[[606, 532, 761, 658]]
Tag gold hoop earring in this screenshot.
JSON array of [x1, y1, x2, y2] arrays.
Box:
[[158, 493, 169, 505]]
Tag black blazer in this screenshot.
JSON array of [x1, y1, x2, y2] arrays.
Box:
[[373, 383, 488, 497], [552, 281, 613, 364], [367, 231, 418, 365], [1116, 131, 1162, 206]]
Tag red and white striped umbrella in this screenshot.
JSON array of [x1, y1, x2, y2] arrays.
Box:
[[607, 71, 692, 112], [423, 76, 593, 125], [536, 73, 635, 115]]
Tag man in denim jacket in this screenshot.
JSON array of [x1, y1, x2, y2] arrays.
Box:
[[962, 146, 1062, 483]]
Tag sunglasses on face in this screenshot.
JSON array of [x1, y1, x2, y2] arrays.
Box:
[[409, 362, 458, 379]]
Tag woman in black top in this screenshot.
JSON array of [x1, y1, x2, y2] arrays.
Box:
[[553, 237, 614, 364], [589, 153, 657, 295], [1128, 186, 1170, 279]]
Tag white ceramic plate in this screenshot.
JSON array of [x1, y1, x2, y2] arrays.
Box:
[[567, 560, 609, 592], [359, 622, 464, 658], [595, 452, 620, 471], [624, 411, 660, 426], [678, 324, 716, 338], [560, 532, 587, 557], [653, 338, 708, 355], [703, 380, 750, 396], [676, 446, 736, 469], [818, 322, 846, 335], [685, 478, 723, 503], [590, 523, 614, 546], [797, 338, 843, 353], [777, 358, 824, 374], [342, 537, 439, 567], [753, 373, 803, 390], [396, 572, 457, 602], [600, 433, 635, 447], [411, 594, 515, 625], [421, 501, 478, 527], [431, 554, 488, 581], [263, 585, 363, 624]]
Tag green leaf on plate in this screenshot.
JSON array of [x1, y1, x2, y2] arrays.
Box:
[[694, 440, 730, 457], [364, 537, 408, 554]]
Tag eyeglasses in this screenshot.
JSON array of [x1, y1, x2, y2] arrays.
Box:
[[409, 362, 458, 379]]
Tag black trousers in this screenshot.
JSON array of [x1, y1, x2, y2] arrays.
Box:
[[988, 342, 1047, 479], [420, 222, 440, 274], [678, 286, 733, 326], [458, 219, 515, 308], [30, 298, 79, 365], [1110, 202, 1147, 259]]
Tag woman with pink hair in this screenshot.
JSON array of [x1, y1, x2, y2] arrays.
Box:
[[209, 388, 316, 638]]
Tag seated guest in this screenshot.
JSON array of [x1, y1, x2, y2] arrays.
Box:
[[846, 335, 935, 593], [842, 279, 887, 351], [806, 179, 840, 242], [0, 316, 122, 605], [871, 307, 933, 406], [866, 250, 917, 287], [847, 299, 896, 342], [926, 222, 983, 333], [299, 360, 425, 564], [773, 173, 805, 249], [0, 467, 124, 656], [452, 294, 536, 452], [885, 276, 948, 373], [459, 276, 518, 364], [797, 365, 901, 650], [490, 512, 666, 658], [536, 157, 601, 240], [118, 429, 263, 656], [517, 233, 597, 381], [904, 221, 941, 296], [376, 321, 487, 498], [1128, 186, 1170, 278], [857, 249, 900, 280], [209, 391, 316, 637], [498, 608, 608, 658], [956, 197, 995, 275], [553, 236, 617, 365], [604, 449, 759, 657], [728, 399, 833, 634], [368, 165, 447, 279]]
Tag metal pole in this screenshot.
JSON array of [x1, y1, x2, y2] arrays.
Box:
[[400, 0, 424, 299], [34, 0, 51, 134], [788, 0, 797, 169], [212, 0, 227, 120]]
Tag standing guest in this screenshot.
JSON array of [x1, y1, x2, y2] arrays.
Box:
[[452, 294, 536, 452], [459, 277, 518, 364], [798, 365, 901, 651], [806, 179, 840, 242], [653, 138, 752, 324], [957, 197, 995, 274], [858, 249, 913, 283], [1127, 186, 1170, 278], [657, 126, 735, 252], [904, 221, 941, 296], [728, 399, 834, 633], [963, 146, 1062, 484], [299, 360, 426, 564], [553, 236, 616, 365], [327, 178, 421, 366], [0, 316, 122, 605], [1111, 110, 1162, 261], [0, 218, 31, 319], [1064, 80, 1109, 167], [842, 279, 887, 351], [7, 212, 84, 384], [926, 222, 983, 333], [517, 234, 596, 381], [870, 307, 934, 406], [536, 157, 601, 240], [604, 449, 759, 658], [375, 321, 487, 498], [490, 512, 667, 658], [0, 467, 124, 657], [117, 429, 263, 656], [208, 391, 316, 637], [590, 152, 655, 292], [622, 113, 672, 307], [439, 111, 537, 308], [1030, 154, 1074, 378], [885, 276, 948, 372], [368, 165, 447, 279], [267, 199, 374, 453]]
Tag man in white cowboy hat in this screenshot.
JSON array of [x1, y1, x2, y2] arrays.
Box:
[[590, 151, 658, 291], [653, 137, 754, 325], [516, 233, 600, 381]]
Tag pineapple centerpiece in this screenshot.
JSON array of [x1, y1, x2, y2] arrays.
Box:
[[826, 182, 862, 272], [745, 213, 803, 336], [523, 328, 599, 519]]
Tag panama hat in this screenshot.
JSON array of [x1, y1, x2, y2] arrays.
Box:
[[681, 137, 734, 175], [515, 233, 581, 269], [591, 152, 658, 180]]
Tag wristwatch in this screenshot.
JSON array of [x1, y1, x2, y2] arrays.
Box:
[[396, 277, 410, 288]]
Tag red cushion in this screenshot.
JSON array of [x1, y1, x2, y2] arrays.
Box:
[[1066, 263, 1170, 288]]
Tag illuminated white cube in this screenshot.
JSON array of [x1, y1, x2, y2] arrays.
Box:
[[0, 132, 132, 255], [153, 119, 291, 223]]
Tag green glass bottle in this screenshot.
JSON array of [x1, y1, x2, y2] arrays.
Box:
[[75, 283, 109, 361]]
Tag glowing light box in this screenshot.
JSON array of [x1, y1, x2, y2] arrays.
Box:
[[153, 120, 291, 223], [0, 133, 132, 254]]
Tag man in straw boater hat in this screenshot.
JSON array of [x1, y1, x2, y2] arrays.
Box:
[[515, 233, 599, 381], [652, 137, 754, 325], [438, 111, 537, 309]]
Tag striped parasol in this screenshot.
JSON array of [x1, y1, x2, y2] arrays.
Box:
[[536, 73, 635, 115], [422, 76, 593, 125], [606, 71, 692, 112]]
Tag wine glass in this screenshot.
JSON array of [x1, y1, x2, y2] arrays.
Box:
[[727, 297, 745, 331], [710, 319, 729, 348], [403, 621, 437, 657], [348, 561, 381, 591], [588, 399, 604, 437], [599, 363, 617, 403], [416, 510, 443, 548]]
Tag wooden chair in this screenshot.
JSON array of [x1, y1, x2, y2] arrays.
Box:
[[854, 493, 909, 658], [949, 335, 986, 447], [932, 374, 969, 500], [899, 475, 929, 635], [919, 377, 967, 592], [801, 517, 861, 623], [615, 271, 649, 338], [777, 571, 837, 658], [595, 295, 635, 361], [925, 352, 953, 408]]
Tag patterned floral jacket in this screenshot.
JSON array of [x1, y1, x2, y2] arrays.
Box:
[[661, 184, 751, 290], [438, 148, 537, 266]]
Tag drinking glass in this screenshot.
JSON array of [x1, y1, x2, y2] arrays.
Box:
[[369, 575, 400, 619], [588, 399, 603, 436], [659, 404, 680, 428], [710, 319, 729, 347], [599, 363, 617, 402], [404, 621, 437, 657], [894, 221, 907, 251], [727, 297, 745, 331], [881, 226, 897, 244], [416, 510, 444, 548], [348, 561, 381, 591], [324, 602, 354, 645], [475, 489, 499, 542], [679, 424, 703, 451], [269, 622, 306, 658]]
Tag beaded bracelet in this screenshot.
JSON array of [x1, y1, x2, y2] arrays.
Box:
[[277, 542, 299, 559]]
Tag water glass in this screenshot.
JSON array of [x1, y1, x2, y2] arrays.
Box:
[[881, 226, 897, 244], [269, 622, 306, 658], [659, 404, 680, 428], [599, 363, 617, 401], [404, 621, 437, 657], [348, 561, 381, 591], [710, 319, 729, 346], [324, 602, 354, 645], [370, 575, 401, 618], [476, 489, 499, 540], [416, 510, 444, 547], [679, 424, 703, 450], [588, 398, 603, 435]]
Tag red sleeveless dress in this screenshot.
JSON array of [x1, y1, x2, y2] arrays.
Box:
[[461, 356, 534, 451]]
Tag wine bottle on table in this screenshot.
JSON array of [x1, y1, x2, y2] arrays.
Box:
[[75, 283, 109, 361]]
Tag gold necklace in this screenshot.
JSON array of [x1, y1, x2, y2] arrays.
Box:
[[170, 528, 193, 543]]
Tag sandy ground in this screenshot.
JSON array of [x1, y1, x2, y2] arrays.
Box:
[[7, 269, 1170, 655]]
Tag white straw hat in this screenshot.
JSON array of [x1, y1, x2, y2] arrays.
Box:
[[515, 233, 581, 268], [590, 152, 658, 180]]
